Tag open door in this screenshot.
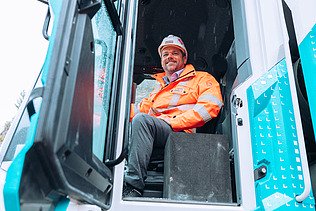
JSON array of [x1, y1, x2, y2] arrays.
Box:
[[3, 0, 124, 210]]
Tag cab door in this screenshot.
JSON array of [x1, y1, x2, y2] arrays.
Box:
[[3, 0, 127, 210], [282, 0, 316, 144], [230, 0, 314, 210]]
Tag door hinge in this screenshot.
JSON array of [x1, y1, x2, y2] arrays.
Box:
[[232, 95, 243, 108]]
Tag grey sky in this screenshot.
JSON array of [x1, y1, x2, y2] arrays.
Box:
[[0, 0, 48, 130]]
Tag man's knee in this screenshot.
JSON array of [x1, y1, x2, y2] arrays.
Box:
[[132, 113, 152, 127]]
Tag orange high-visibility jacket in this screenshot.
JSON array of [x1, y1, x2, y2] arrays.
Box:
[[132, 64, 223, 133]]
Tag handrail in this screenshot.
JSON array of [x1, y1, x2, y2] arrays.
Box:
[[295, 136, 311, 202], [292, 60, 311, 203], [103, 0, 123, 35], [42, 6, 51, 40], [276, 0, 312, 202]]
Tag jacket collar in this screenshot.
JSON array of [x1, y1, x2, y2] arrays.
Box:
[[152, 64, 196, 85]]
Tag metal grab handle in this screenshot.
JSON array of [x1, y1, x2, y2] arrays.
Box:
[[291, 60, 312, 202], [42, 6, 51, 40], [275, 0, 312, 202], [295, 136, 311, 202]]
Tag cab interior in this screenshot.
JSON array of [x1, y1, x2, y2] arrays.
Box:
[[128, 0, 316, 204], [128, 0, 238, 204], [133, 0, 234, 135]]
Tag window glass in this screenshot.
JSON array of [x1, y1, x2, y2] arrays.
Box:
[[135, 78, 159, 105], [2, 110, 30, 162], [91, 3, 117, 161], [2, 97, 42, 163], [2, 75, 43, 164]]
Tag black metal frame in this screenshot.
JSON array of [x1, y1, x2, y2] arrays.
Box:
[[17, 0, 127, 209]]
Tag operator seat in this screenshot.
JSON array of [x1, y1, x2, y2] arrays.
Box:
[[143, 54, 228, 198], [143, 111, 224, 198]]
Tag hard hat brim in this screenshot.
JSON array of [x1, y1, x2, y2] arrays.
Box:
[[158, 44, 187, 58]]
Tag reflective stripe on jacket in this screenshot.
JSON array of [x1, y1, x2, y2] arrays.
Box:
[[133, 64, 223, 133]]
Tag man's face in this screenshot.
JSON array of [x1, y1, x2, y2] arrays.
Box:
[[161, 46, 187, 75]]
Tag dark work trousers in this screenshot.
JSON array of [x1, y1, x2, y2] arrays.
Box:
[[125, 113, 173, 191]]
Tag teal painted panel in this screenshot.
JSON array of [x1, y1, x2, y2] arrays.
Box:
[[247, 59, 315, 210], [55, 197, 70, 211], [298, 23, 316, 142]]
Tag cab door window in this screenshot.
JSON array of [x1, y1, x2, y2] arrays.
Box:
[[92, 3, 118, 161]]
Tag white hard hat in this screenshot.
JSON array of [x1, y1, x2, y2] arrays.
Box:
[[158, 35, 188, 58]]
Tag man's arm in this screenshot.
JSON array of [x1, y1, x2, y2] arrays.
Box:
[[130, 98, 152, 120], [167, 74, 223, 131]]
